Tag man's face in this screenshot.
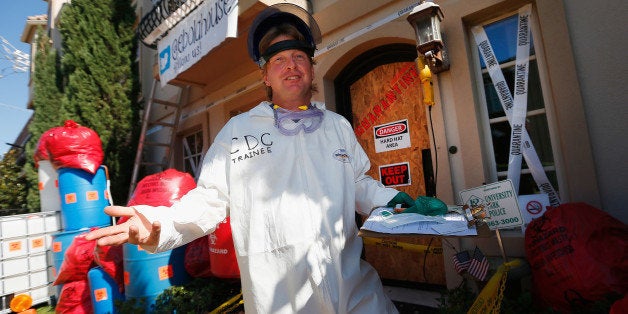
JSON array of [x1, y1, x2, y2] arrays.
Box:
[[263, 35, 314, 108]]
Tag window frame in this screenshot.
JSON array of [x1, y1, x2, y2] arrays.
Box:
[[181, 129, 204, 180], [468, 6, 566, 197]]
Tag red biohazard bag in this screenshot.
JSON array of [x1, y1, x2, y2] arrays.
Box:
[[209, 217, 240, 278], [127, 169, 197, 207], [56, 280, 93, 314], [525, 202, 628, 313], [53, 234, 97, 286], [184, 235, 213, 278], [46, 120, 104, 174], [610, 294, 628, 314], [94, 244, 124, 293]]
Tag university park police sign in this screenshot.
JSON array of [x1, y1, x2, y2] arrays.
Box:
[[459, 180, 524, 230], [158, 0, 239, 86]]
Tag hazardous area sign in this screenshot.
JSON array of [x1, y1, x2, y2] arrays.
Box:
[[373, 119, 411, 153], [379, 162, 411, 187]]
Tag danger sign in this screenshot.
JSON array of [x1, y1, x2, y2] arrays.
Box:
[[379, 162, 411, 187], [373, 119, 411, 153]]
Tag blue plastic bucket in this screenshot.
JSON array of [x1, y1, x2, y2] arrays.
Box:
[[58, 166, 112, 230], [123, 243, 190, 312], [88, 266, 125, 314]]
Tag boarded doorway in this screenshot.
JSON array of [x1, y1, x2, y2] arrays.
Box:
[[335, 44, 445, 286]]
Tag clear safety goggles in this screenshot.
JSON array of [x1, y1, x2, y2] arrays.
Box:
[[273, 105, 324, 136]]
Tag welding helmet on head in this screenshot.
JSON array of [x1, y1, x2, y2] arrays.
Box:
[[247, 3, 321, 67]]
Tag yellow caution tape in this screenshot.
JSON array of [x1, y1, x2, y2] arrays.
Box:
[[362, 237, 442, 254], [468, 259, 523, 314], [209, 292, 243, 314]]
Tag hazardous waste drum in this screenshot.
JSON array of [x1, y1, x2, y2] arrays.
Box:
[[50, 228, 93, 299], [123, 243, 190, 312], [58, 166, 111, 230], [87, 266, 125, 314]]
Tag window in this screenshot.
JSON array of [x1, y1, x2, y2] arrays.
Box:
[[472, 7, 560, 204], [182, 130, 203, 179]]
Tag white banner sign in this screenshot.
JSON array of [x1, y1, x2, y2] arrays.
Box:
[[459, 180, 524, 230], [373, 119, 411, 153], [157, 0, 239, 86]]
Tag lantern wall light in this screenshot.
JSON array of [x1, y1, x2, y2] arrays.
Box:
[[407, 0, 450, 73]]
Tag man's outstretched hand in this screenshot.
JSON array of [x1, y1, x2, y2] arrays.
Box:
[[85, 206, 161, 248]]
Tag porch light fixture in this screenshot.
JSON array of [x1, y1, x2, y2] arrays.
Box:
[[407, 1, 450, 73]]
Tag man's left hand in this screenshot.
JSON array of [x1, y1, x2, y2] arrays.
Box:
[[386, 192, 417, 213]]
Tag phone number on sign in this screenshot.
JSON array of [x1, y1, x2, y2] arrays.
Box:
[[487, 216, 520, 227]]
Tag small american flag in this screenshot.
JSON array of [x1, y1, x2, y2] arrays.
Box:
[[468, 247, 490, 281], [452, 250, 471, 274]]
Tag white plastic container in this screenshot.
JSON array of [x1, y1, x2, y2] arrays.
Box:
[[44, 212, 61, 233], [2, 256, 29, 277], [0, 212, 60, 312], [2, 273, 29, 294], [30, 284, 53, 305], [1, 238, 28, 259], [29, 253, 48, 271], [28, 234, 48, 254], [29, 269, 49, 287], [38, 160, 61, 212], [26, 215, 46, 235], [0, 216, 27, 239]]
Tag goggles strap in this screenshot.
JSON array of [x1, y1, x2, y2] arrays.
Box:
[[259, 40, 315, 67]]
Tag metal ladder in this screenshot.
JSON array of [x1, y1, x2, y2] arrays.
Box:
[[128, 79, 190, 201]]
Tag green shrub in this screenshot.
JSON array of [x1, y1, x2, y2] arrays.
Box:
[[116, 277, 242, 314]]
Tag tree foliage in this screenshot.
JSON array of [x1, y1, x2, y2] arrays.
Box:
[[57, 0, 140, 203], [21, 0, 140, 210], [24, 28, 67, 210], [0, 149, 28, 213]]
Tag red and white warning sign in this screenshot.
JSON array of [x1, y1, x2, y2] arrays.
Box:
[[379, 162, 411, 187], [373, 119, 411, 153]]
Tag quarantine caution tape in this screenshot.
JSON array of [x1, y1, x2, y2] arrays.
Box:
[[362, 237, 442, 254], [209, 292, 244, 314], [467, 259, 523, 314], [471, 4, 561, 206]]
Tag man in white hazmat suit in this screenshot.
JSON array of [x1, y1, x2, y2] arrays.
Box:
[[87, 3, 422, 313]]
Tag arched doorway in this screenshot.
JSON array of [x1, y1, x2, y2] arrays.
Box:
[[335, 43, 445, 286]]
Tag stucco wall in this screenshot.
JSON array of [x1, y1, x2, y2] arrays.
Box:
[[561, 0, 628, 223]]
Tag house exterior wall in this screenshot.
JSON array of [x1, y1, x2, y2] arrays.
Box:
[[134, 0, 626, 287], [560, 0, 627, 224]]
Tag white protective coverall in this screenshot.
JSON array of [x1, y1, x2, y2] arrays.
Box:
[[135, 101, 400, 313]]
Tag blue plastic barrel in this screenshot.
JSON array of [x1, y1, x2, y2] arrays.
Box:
[[50, 228, 91, 298], [58, 166, 112, 230], [123, 243, 190, 312], [88, 266, 125, 314]]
